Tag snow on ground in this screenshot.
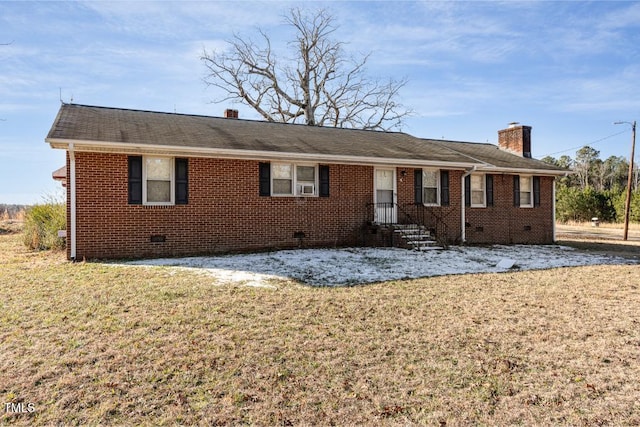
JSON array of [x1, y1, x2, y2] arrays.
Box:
[[121, 245, 637, 287]]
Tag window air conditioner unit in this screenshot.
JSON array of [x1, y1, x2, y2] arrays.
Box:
[[300, 184, 315, 195]]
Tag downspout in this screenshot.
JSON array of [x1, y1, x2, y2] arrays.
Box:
[[69, 143, 76, 260], [461, 166, 476, 243]]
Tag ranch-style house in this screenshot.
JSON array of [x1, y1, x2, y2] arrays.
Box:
[[46, 104, 568, 260]]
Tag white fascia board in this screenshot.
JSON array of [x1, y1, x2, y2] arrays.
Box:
[[45, 138, 479, 169], [474, 165, 572, 177]]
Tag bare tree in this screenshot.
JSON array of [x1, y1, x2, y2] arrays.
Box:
[[201, 8, 411, 131]]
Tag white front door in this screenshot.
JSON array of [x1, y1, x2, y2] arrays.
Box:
[[374, 168, 397, 223]]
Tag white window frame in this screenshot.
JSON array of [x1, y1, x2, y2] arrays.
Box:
[[519, 175, 534, 208], [470, 173, 486, 208], [422, 168, 440, 206], [271, 162, 318, 197], [142, 156, 175, 206]]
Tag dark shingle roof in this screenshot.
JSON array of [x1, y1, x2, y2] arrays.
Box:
[[46, 104, 568, 173], [436, 140, 566, 172]]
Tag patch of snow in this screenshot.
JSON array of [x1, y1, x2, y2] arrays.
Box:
[[496, 258, 516, 269], [119, 245, 636, 287]]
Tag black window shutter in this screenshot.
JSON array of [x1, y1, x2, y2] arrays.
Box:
[[486, 175, 494, 207], [440, 170, 450, 206], [259, 162, 271, 196], [533, 176, 541, 207], [319, 165, 330, 197], [175, 158, 188, 205], [128, 156, 142, 205], [414, 169, 423, 204], [513, 175, 521, 207], [464, 174, 471, 207]]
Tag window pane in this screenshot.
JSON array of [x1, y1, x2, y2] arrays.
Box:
[[146, 157, 171, 180], [472, 190, 484, 206], [376, 189, 393, 204], [273, 179, 292, 194], [423, 188, 438, 204], [297, 166, 315, 182], [423, 170, 438, 188], [471, 174, 484, 190], [376, 170, 394, 191], [520, 176, 531, 189], [273, 164, 292, 179], [520, 192, 532, 206], [147, 180, 171, 202]]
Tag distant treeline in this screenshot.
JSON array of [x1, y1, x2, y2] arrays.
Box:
[[541, 146, 639, 223], [1, 204, 29, 220]]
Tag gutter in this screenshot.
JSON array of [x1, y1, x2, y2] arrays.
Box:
[[45, 138, 479, 170], [473, 166, 572, 177], [69, 143, 76, 261], [461, 166, 477, 243]]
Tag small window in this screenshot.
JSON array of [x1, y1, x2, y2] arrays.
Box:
[[422, 169, 440, 205], [144, 157, 174, 205], [272, 164, 293, 195], [470, 174, 486, 207], [520, 175, 533, 207], [272, 163, 317, 196]]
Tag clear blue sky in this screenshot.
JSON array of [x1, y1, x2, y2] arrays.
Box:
[[1, 1, 639, 204]]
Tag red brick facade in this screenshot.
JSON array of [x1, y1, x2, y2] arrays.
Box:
[[69, 153, 374, 259], [66, 152, 556, 260], [464, 174, 555, 244]]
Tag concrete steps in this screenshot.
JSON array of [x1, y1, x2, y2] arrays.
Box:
[[393, 224, 443, 251]]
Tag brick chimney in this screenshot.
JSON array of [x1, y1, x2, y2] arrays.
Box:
[[224, 109, 239, 119], [498, 122, 531, 158]]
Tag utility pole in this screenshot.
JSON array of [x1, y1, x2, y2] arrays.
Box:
[[615, 120, 636, 241]]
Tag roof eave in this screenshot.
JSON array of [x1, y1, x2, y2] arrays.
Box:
[[476, 165, 573, 176], [45, 138, 479, 169]]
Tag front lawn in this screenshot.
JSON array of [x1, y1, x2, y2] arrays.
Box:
[[1, 232, 639, 425]]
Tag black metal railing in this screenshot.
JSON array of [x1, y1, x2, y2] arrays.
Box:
[[402, 203, 451, 249], [365, 202, 452, 249]]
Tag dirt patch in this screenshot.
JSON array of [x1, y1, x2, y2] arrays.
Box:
[[556, 224, 640, 261]]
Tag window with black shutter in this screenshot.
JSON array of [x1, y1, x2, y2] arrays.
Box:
[[533, 176, 541, 207], [414, 169, 423, 205], [129, 156, 186, 205], [259, 162, 271, 196], [319, 165, 330, 197], [128, 156, 142, 205], [440, 170, 450, 206], [486, 175, 494, 207], [465, 174, 471, 207], [175, 158, 188, 205]]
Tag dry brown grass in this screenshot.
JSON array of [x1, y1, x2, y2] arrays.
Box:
[[1, 232, 639, 426], [562, 220, 640, 231], [0, 220, 24, 235]]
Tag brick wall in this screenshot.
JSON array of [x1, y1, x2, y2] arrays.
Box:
[[69, 152, 375, 259], [66, 153, 556, 259], [464, 174, 555, 244]]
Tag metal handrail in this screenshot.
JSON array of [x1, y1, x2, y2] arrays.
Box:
[[365, 202, 444, 246]]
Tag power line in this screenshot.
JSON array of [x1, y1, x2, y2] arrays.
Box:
[[538, 129, 629, 158]]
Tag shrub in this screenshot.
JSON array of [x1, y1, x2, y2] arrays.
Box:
[[23, 196, 66, 250], [613, 189, 640, 223], [556, 186, 618, 223]]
